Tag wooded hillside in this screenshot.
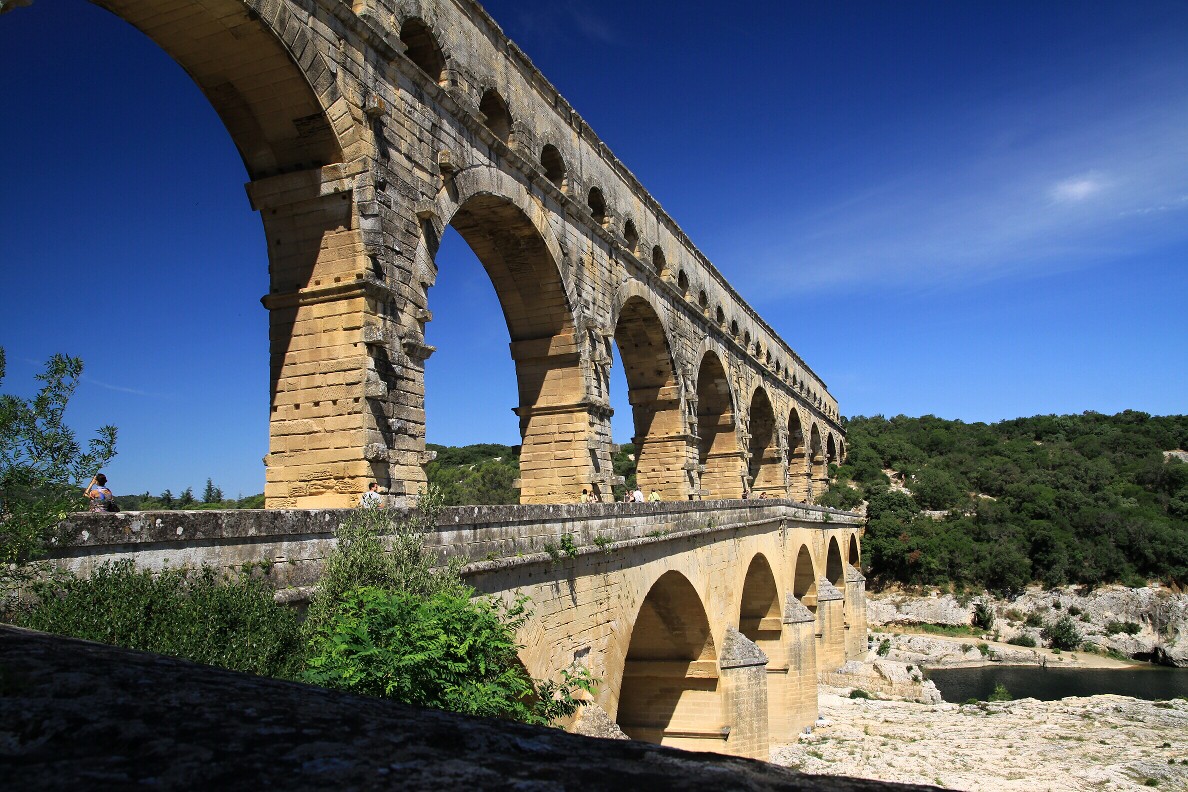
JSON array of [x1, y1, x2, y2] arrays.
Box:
[[819, 412, 1188, 592]]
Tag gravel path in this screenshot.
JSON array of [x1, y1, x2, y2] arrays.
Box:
[[772, 692, 1188, 791]]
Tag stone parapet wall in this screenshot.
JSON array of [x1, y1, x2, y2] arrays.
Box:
[[48, 501, 861, 594]]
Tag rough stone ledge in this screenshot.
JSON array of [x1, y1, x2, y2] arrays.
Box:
[[0, 625, 935, 791], [52, 500, 861, 551]]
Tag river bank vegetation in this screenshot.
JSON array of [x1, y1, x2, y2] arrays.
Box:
[[819, 412, 1188, 592]]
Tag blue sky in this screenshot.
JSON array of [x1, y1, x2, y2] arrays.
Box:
[[1, 0, 1185, 497]]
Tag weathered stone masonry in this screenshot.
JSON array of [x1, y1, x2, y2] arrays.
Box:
[[53, 501, 868, 760], [70, 0, 844, 506]]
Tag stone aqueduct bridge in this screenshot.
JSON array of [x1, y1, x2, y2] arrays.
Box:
[[52, 0, 846, 506], [55, 501, 868, 760]]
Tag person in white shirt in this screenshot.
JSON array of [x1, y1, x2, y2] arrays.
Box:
[[360, 482, 384, 507]]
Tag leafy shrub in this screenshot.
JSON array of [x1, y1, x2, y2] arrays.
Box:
[[1068, 605, 1083, 616], [1043, 615, 1083, 650], [1105, 620, 1142, 636], [13, 560, 302, 678], [1024, 612, 1045, 628], [849, 688, 872, 699], [303, 486, 463, 637], [876, 638, 891, 657], [304, 586, 592, 725], [988, 682, 1012, 702], [972, 600, 995, 631], [1007, 633, 1037, 648]]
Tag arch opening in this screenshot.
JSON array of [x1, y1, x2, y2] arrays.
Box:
[[793, 545, 818, 613], [739, 554, 782, 645], [695, 351, 742, 499], [622, 219, 639, 254], [479, 89, 512, 142], [540, 144, 566, 189], [809, 423, 825, 499], [26, 0, 348, 508], [618, 571, 720, 750], [747, 388, 781, 496], [848, 533, 860, 568], [826, 537, 845, 587], [787, 411, 808, 501], [399, 17, 446, 84], [587, 187, 608, 226], [652, 246, 667, 277], [612, 297, 685, 500], [433, 193, 581, 503]]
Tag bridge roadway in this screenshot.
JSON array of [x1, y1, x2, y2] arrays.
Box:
[[53, 500, 866, 759]]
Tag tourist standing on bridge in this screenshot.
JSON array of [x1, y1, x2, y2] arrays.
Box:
[[85, 474, 113, 513], [648, 489, 661, 503], [632, 486, 644, 503], [360, 482, 384, 508]]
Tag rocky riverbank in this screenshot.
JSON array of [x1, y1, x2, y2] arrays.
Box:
[[867, 584, 1188, 666], [772, 691, 1188, 791]]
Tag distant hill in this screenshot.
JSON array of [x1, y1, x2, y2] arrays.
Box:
[[819, 412, 1188, 592]]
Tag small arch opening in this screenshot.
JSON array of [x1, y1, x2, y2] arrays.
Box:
[[623, 219, 639, 254], [540, 144, 566, 189], [399, 18, 446, 84], [698, 289, 708, 312], [730, 319, 739, 337], [652, 246, 667, 276], [588, 187, 608, 225], [715, 305, 725, 326], [677, 269, 689, 294], [479, 88, 512, 142]]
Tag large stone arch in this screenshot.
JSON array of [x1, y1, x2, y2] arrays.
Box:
[[94, 0, 347, 180], [808, 422, 826, 499], [617, 571, 721, 751], [848, 532, 861, 568], [826, 536, 845, 587], [792, 544, 818, 612], [70, 1, 368, 509], [609, 285, 687, 500], [737, 553, 786, 740], [786, 408, 809, 501], [693, 349, 744, 500], [746, 386, 781, 497], [423, 169, 583, 503]]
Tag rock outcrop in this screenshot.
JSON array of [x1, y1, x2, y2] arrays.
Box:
[[867, 585, 1188, 666]]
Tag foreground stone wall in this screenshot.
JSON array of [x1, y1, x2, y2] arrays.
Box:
[[0, 625, 937, 791]]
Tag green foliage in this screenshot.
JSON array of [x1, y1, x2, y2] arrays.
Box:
[[1024, 611, 1046, 628], [9, 560, 302, 678], [988, 682, 1013, 702], [849, 688, 872, 699], [559, 533, 578, 558], [1042, 615, 1083, 650], [876, 638, 891, 657], [816, 481, 864, 510], [1105, 619, 1142, 636], [0, 349, 117, 590], [304, 586, 594, 726], [972, 600, 996, 631], [1007, 633, 1037, 648], [425, 443, 520, 505], [841, 412, 1188, 590], [304, 486, 462, 637]]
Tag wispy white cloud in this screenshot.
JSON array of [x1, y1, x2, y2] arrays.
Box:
[[726, 62, 1188, 299], [81, 375, 168, 399], [1051, 174, 1105, 203]]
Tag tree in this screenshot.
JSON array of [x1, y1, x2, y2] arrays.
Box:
[[202, 478, 223, 504], [1, 348, 117, 589], [179, 487, 194, 507], [159, 489, 174, 508]]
